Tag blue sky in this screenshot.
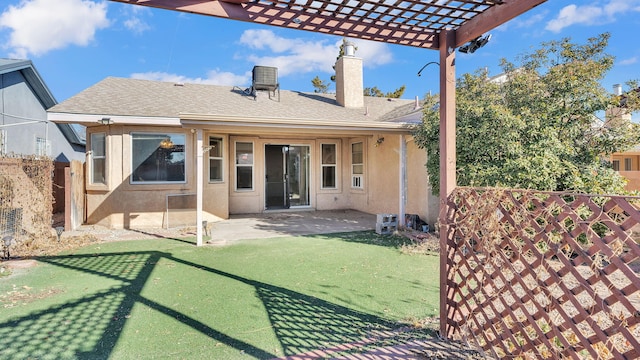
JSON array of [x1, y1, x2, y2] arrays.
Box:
[[1, 0, 640, 109]]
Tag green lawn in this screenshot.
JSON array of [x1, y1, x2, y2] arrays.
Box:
[[0, 232, 439, 359]]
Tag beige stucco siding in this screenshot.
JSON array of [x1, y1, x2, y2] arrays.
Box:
[[86, 125, 226, 228], [84, 124, 435, 229]]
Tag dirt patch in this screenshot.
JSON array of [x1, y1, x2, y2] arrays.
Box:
[[399, 230, 440, 255], [0, 284, 64, 308], [9, 233, 100, 258], [3, 259, 38, 269]]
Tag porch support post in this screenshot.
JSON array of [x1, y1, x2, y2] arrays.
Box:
[[439, 28, 456, 339], [196, 129, 204, 247], [399, 134, 406, 227]]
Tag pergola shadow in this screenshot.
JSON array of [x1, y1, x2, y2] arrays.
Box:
[[0, 249, 433, 359]]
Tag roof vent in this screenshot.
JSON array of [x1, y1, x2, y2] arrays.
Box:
[[251, 66, 280, 101]]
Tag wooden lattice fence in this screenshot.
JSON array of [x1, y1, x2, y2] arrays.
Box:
[[443, 187, 640, 359]]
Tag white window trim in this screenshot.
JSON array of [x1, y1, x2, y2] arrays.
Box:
[[130, 132, 187, 185], [90, 132, 106, 185], [208, 136, 224, 183], [35, 136, 51, 157], [351, 140, 364, 189], [0, 130, 6, 155], [320, 141, 339, 190], [235, 141, 254, 191]]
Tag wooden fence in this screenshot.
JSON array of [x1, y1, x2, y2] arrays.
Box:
[[443, 187, 640, 359]]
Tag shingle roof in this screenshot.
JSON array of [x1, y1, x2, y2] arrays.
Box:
[[48, 77, 421, 124]]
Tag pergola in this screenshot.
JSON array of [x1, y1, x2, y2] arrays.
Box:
[[110, 0, 548, 340]]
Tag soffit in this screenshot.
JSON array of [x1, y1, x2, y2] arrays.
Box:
[[109, 0, 546, 49]]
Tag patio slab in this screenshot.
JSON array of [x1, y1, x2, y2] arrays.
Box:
[[68, 210, 377, 243]]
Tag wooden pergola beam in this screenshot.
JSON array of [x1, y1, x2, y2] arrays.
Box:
[[455, 0, 547, 47]]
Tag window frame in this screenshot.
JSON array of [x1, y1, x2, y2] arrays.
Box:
[[613, 159, 620, 172], [234, 141, 254, 191], [208, 136, 224, 183], [624, 158, 632, 171], [320, 142, 338, 190], [90, 132, 106, 185], [0, 130, 6, 156], [130, 132, 187, 184], [35, 136, 50, 157], [351, 140, 364, 189]]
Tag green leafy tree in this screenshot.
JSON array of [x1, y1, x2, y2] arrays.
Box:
[[364, 85, 406, 98], [311, 76, 330, 93], [414, 33, 640, 195]]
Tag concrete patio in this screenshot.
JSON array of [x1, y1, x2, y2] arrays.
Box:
[[69, 210, 377, 243]]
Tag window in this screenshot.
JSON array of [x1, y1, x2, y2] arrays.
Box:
[[613, 160, 620, 171], [351, 141, 364, 188], [235, 142, 253, 190], [91, 133, 106, 184], [209, 137, 223, 182], [624, 158, 632, 171], [0, 130, 6, 155], [321, 143, 337, 189], [131, 133, 185, 183], [35, 137, 50, 156]]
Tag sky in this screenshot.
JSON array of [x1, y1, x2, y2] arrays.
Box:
[[1, 0, 640, 106]]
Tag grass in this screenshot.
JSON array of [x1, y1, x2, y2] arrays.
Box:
[[0, 231, 440, 359]]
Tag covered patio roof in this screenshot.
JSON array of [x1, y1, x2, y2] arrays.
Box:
[[110, 0, 546, 50]]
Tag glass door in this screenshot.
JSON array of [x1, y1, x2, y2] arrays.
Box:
[[287, 145, 310, 207], [264, 144, 310, 209]]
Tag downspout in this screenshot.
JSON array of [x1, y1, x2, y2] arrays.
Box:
[[196, 129, 204, 246], [439, 29, 457, 339], [399, 134, 406, 227]]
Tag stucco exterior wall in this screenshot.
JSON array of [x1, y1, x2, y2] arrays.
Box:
[[612, 152, 640, 191], [406, 137, 439, 227], [84, 125, 435, 229], [86, 125, 225, 228]]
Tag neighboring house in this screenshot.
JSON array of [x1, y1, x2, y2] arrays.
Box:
[[611, 145, 640, 191], [47, 50, 438, 230], [0, 59, 85, 161], [607, 84, 640, 191]]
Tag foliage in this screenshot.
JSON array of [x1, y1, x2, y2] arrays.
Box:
[[311, 75, 330, 93], [414, 33, 640, 195], [364, 85, 406, 98]]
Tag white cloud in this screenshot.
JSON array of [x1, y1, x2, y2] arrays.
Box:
[[546, 0, 640, 32], [122, 6, 151, 35], [0, 0, 110, 58], [496, 11, 547, 32], [136, 30, 393, 89], [131, 69, 251, 86], [239, 30, 393, 76], [619, 57, 638, 66]]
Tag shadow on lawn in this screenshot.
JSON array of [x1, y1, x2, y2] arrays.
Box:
[[0, 249, 424, 359], [309, 231, 414, 249]]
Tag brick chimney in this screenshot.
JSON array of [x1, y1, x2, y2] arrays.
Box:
[[335, 41, 364, 108]]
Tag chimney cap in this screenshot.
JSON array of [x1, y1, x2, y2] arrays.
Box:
[[613, 84, 623, 96], [344, 41, 356, 57]]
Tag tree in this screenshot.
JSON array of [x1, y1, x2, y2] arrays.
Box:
[[364, 85, 406, 98], [413, 33, 640, 195], [311, 76, 330, 93]]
